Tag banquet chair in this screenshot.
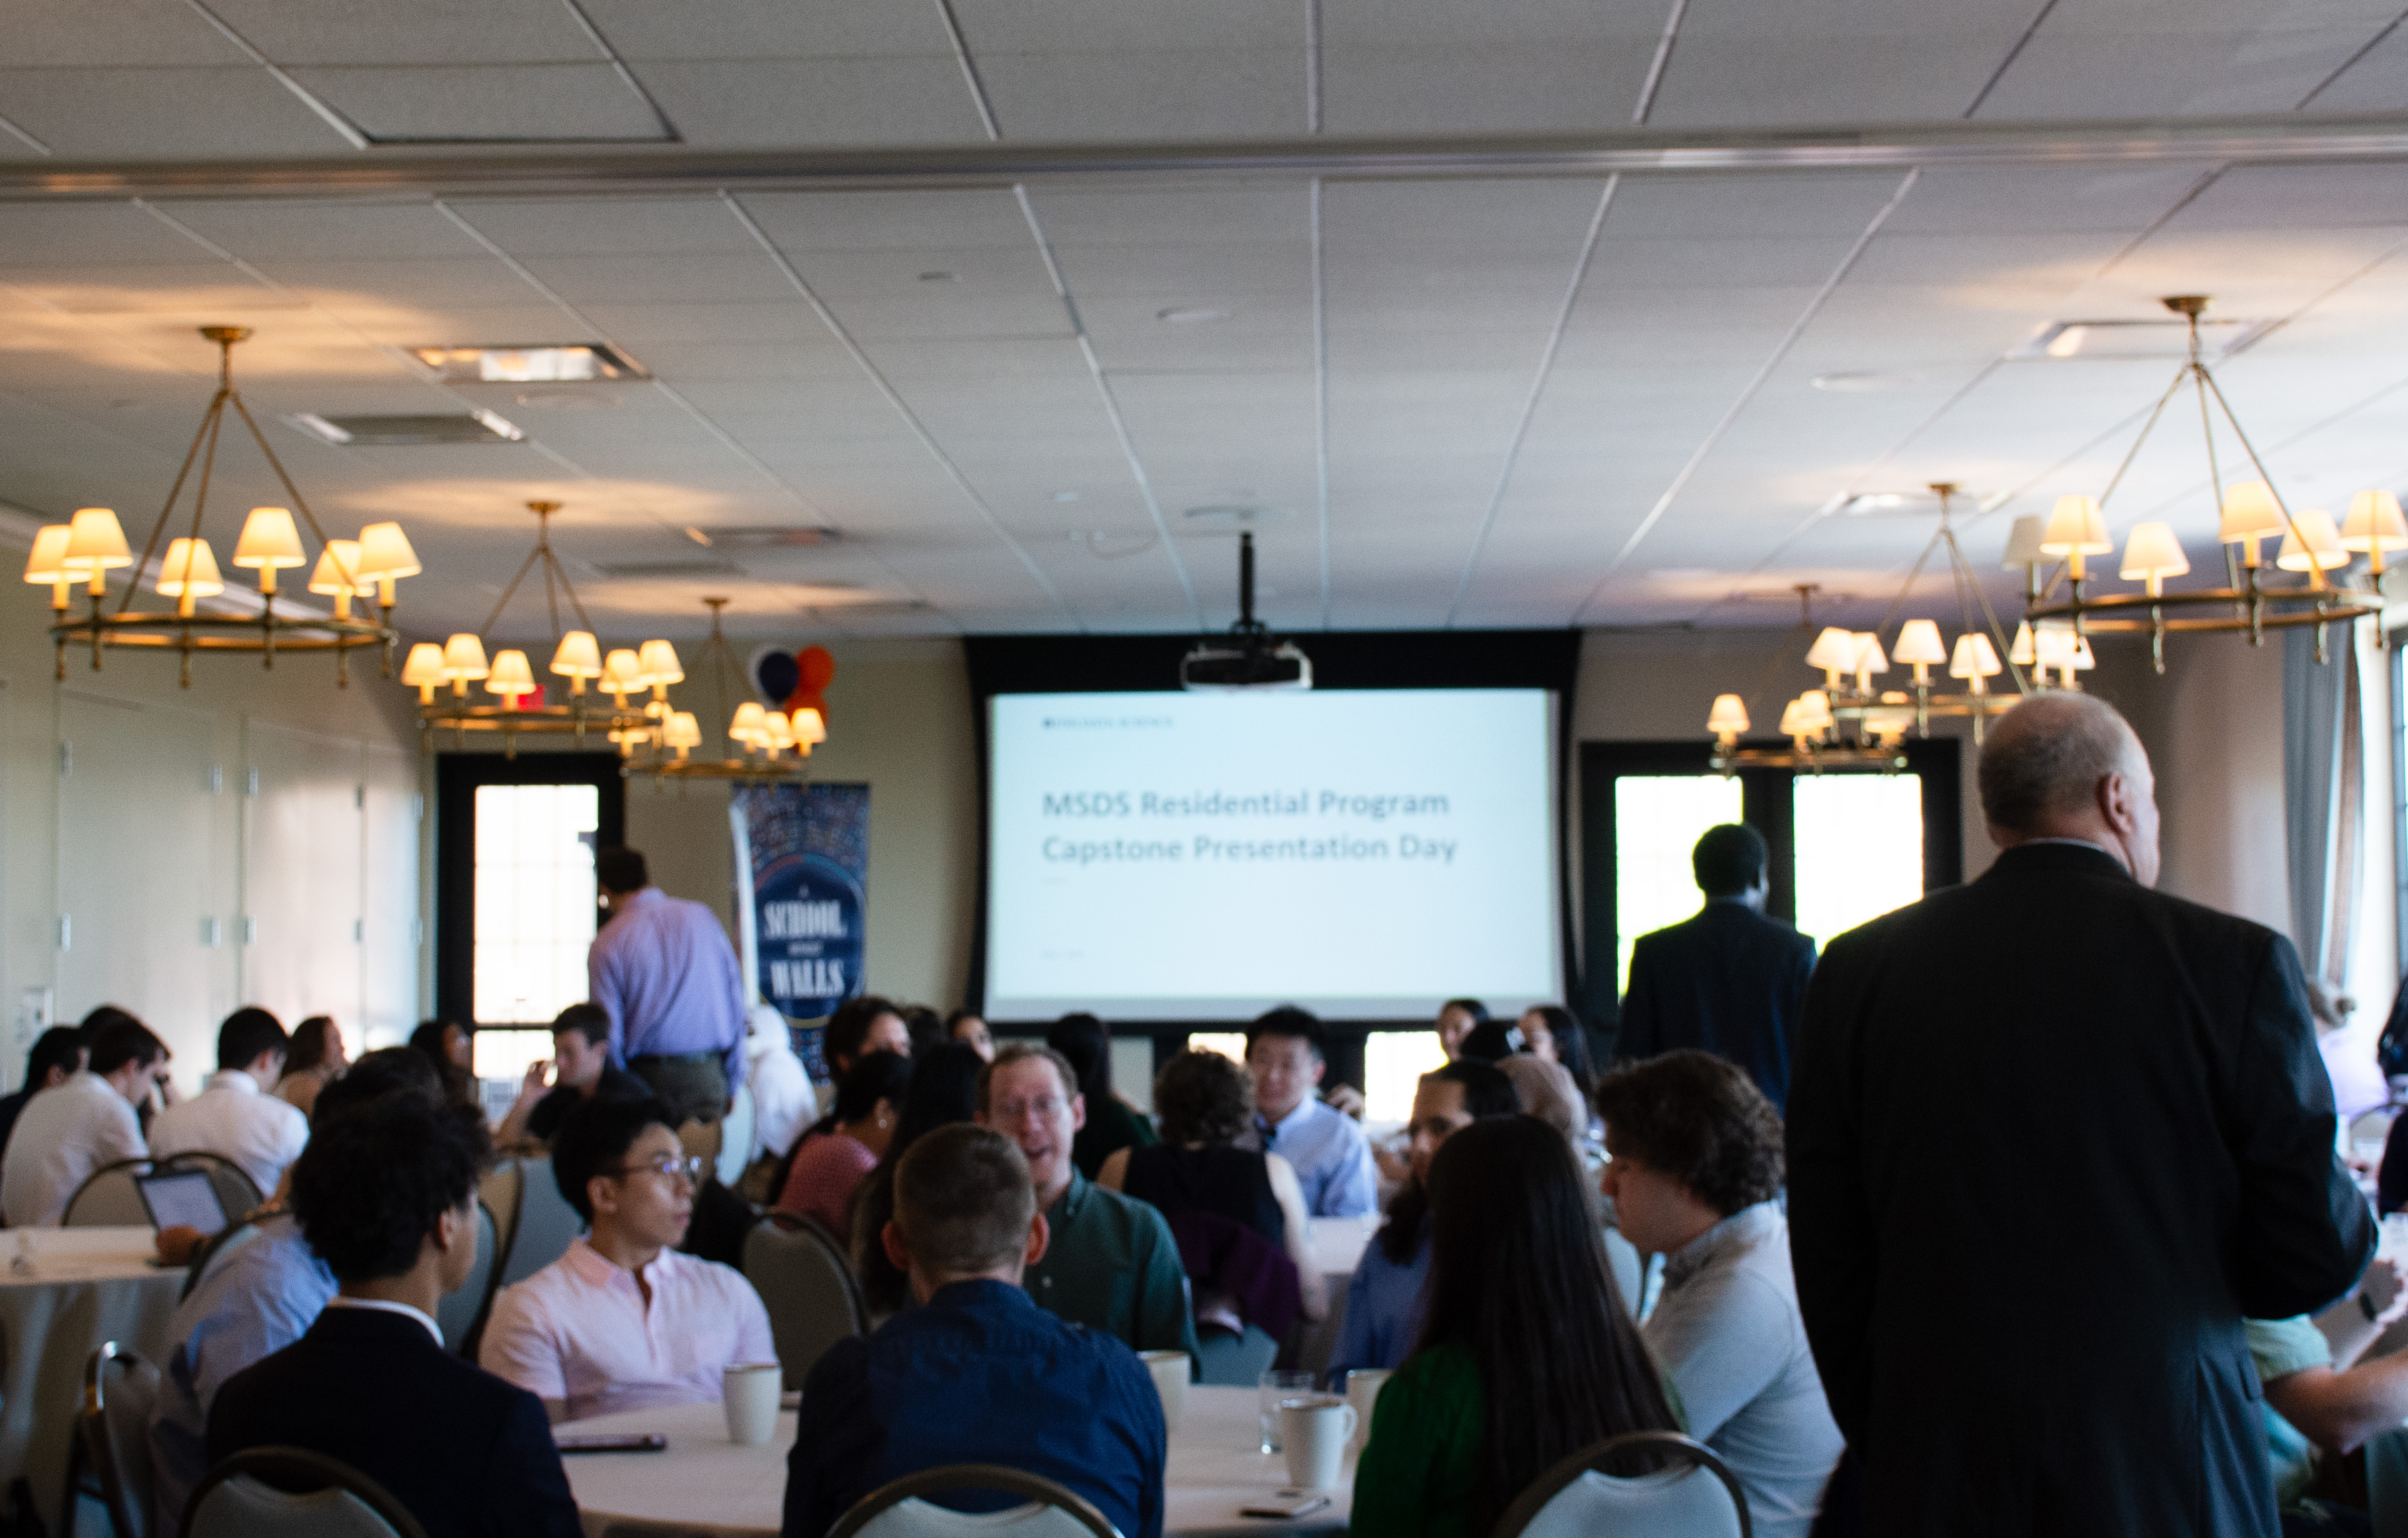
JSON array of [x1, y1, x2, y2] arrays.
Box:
[[61, 1161, 153, 1227], [163, 1154, 266, 1225], [744, 1212, 865, 1389], [64, 1341, 157, 1538], [1488, 1431, 1750, 1538], [498, 1156, 585, 1287], [1193, 1326, 1280, 1387], [434, 1202, 501, 1356], [827, 1465, 1121, 1538], [180, 1213, 271, 1302], [183, 1447, 429, 1538]]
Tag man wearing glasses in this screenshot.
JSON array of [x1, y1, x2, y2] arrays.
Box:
[[480, 1097, 775, 1421]]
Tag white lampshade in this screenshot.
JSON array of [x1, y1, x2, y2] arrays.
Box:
[[2275, 508, 2349, 571], [1803, 626, 1860, 672], [1852, 632, 1889, 676], [2032, 624, 2076, 668], [636, 639, 684, 687], [353, 522, 421, 581], [730, 701, 768, 743], [62, 507, 132, 570], [400, 642, 446, 688], [308, 539, 365, 596], [2119, 521, 2190, 592], [664, 711, 703, 749], [1892, 620, 1946, 666], [1705, 693, 1750, 735], [2008, 621, 2036, 667], [157, 537, 225, 597], [763, 712, 795, 750], [2040, 495, 2111, 556], [1792, 689, 1834, 732], [1863, 706, 1915, 743], [441, 633, 490, 680], [2220, 481, 2287, 543], [2071, 634, 2098, 671], [2000, 515, 2048, 569], [22, 525, 73, 585], [1777, 698, 1807, 737], [791, 707, 827, 747], [485, 648, 537, 698], [2342, 490, 2408, 553], [550, 630, 603, 678], [231, 508, 305, 569], [1950, 633, 2003, 679], [601, 649, 643, 692]]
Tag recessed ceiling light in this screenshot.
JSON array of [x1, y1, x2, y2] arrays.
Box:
[[1157, 306, 1229, 324], [405, 343, 648, 383], [1811, 372, 1918, 393], [683, 526, 839, 549], [1054, 491, 1080, 503], [2012, 316, 2271, 361], [1840, 493, 1912, 517], [1182, 504, 1284, 526], [287, 409, 524, 445]]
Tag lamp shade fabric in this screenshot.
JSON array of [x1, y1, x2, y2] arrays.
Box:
[[791, 707, 827, 746], [485, 648, 537, 697], [231, 508, 305, 569], [308, 539, 365, 595], [550, 630, 603, 678], [2041, 495, 2111, 556], [2275, 509, 2349, 571], [1950, 633, 2003, 678], [2219, 482, 2288, 543], [157, 538, 226, 597], [1706, 693, 1750, 735], [21, 525, 72, 584], [353, 522, 421, 581], [441, 633, 490, 680], [63, 508, 132, 569], [636, 639, 684, 686], [1804, 626, 1860, 671], [1892, 619, 1947, 665], [2119, 522, 2191, 581], [400, 643, 446, 687], [2001, 515, 2048, 569], [2342, 491, 2408, 552]]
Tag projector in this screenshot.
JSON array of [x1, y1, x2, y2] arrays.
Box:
[[1181, 531, 1311, 691]]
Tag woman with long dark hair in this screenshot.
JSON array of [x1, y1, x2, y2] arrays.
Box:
[[275, 1015, 348, 1117], [407, 1019, 477, 1110], [847, 1041, 987, 1317], [1517, 1003, 1599, 1103], [1048, 1012, 1156, 1178], [1351, 1116, 1679, 1538]]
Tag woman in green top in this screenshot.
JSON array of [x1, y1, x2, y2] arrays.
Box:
[[1051, 1012, 1159, 1178], [1352, 1116, 1678, 1538]]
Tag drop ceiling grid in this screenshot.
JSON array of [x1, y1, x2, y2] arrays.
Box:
[[1971, 0, 2407, 119]]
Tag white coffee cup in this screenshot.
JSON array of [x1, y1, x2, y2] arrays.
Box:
[[1279, 1396, 1357, 1490], [1139, 1350, 1189, 1431], [723, 1362, 781, 1445], [1341, 1368, 1391, 1452]]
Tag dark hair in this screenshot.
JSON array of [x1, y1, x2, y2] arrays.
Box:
[[408, 1019, 476, 1108], [1420, 1118, 1677, 1531], [594, 846, 649, 894], [90, 1019, 167, 1077], [901, 1005, 945, 1056], [22, 1027, 83, 1088], [1046, 1013, 1112, 1101], [1523, 1005, 1598, 1101], [835, 1050, 913, 1124], [551, 1096, 679, 1222], [1152, 1049, 1254, 1146], [1592, 1050, 1784, 1216], [1457, 1020, 1525, 1063], [977, 1042, 1078, 1113], [74, 1005, 144, 1049], [825, 995, 903, 1070], [851, 1041, 990, 1316], [290, 1096, 490, 1283], [1378, 1058, 1522, 1265], [287, 1017, 340, 1075], [217, 1007, 288, 1072], [313, 1047, 443, 1127], [1440, 998, 1488, 1025], [1244, 1005, 1326, 1063], [943, 1009, 983, 1032], [895, 1124, 1034, 1276], [552, 1002, 611, 1048], [1692, 823, 1768, 897]]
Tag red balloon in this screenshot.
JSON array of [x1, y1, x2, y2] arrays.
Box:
[[794, 646, 836, 692]]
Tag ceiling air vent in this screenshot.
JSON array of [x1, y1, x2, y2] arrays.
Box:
[[289, 410, 524, 446], [407, 345, 648, 383], [682, 526, 839, 549], [2012, 316, 2272, 362], [587, 558, 746, 579]]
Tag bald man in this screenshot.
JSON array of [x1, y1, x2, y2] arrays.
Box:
[[1788, 692, 2372, 1538]]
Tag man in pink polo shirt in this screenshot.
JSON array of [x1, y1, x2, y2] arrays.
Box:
[[479, 1097, 775, 1422]]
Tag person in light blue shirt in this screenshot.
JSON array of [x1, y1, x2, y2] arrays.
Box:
[[1238, 1008, 1376, 1218], [588, 846, 748, 1124]]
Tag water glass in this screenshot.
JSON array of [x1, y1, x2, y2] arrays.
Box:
[[1257, 1369, 1314, 1453]]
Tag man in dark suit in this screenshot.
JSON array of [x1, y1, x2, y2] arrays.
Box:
[[1618, 823, 1817, 1109], [207, 1095, 581, 1538], [1789, 691, 2374, 1537]]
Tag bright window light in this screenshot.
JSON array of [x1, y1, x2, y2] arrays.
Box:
[[1187, 1032, 1246, 1064], [1363, 1029, 1448, 1128], [472, 783, 599, 1025], [1793, 774, 1924, 948], [1613, 776, 1744, 994], [471, 1028, 554, 1081]]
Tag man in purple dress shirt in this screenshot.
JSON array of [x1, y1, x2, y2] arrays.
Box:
[[588, 846, 747, 1126]]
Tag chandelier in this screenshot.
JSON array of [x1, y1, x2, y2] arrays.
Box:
[[24, 327, 413, 686], [631, 598, 826, 784], [394, 501, 652, 757], [1706, 484, 2028, 775], [2023, 295, 2385, 668]]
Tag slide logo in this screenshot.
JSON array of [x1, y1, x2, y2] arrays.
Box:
[[1043, 792, 1132, 817]]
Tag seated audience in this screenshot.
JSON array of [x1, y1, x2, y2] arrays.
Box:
[[1053, 1013, 1158, 1178], [775, 1051, 911, 1234], [410, 1017, 479, 1108], [149, 1047, 440, 1535], [1102, 1048, 1326, 1322], [1595, 1051, 1843, 1538], [1516, 1004, 1599, 1105], [1328, 1060, 1518, 1385], [851, 1041, 987, 1318], [1241, 1008, 1377, 1217], [823, 994, 912, 1078], [946, 1009, 995, 1062], [1352, 1116, 1680, 1538], [1434, 998, 1486, 1062], [745, 1002, 816, 1171], [273, 1015, 348, 1118], [976, 1044, 1199, 1361], [1, 1017, 166, 1226], [495, 1003, 650, 1148], [150, 1007, 310, 1200], [1455, 1019, 1525, 1063], [481, 1096, 774, 1422], [0, 1026, 85, 1158], [783, 1125, 1166, 1538], [901, 1003, 947, 1056], [2247, 1256, 2408, 1529], [206, 1093, 581, 1538], [1496, 1054, 1585, 1162]]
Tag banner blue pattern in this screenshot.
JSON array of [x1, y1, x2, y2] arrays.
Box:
[[733, 783, 868, 1081]]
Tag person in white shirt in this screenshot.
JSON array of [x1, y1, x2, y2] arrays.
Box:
[[480, 1096, 775, 1422], [745, 1003, 815, 1167], [0, 1017, 166, 1226], [149, 1007, 310, 1204]]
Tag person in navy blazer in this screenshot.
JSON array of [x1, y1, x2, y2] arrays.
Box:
[[1617, 823, 1817, 1110], [206, 1094, 581, 1538]]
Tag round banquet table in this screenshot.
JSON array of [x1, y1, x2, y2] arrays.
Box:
[[0, 1226, 186, 1533], [559, 1386, 1351, 1538]]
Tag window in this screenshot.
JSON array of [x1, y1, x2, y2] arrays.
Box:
[[1612, 776, 1744, 994], [1362, 1029, 1448, 1128], [435, 752, 626, 1032], [1793, 772, 1926, 945]]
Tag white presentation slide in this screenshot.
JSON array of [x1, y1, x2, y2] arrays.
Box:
[[985, 689, 1561, 1021]]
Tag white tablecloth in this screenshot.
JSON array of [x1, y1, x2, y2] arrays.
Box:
[[1293, 1217, 1378, 1385], [0, 1226, 184, 1531], [559, 1386, 1350, 1538]]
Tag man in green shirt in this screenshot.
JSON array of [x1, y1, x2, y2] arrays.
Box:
[[977, 1043, 1199, 1367]]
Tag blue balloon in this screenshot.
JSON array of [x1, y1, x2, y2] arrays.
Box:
[[754, 649, 799, 704]]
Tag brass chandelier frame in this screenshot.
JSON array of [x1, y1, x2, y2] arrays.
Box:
[[632, 599, 817, 785]]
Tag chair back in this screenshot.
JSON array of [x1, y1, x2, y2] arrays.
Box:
[[180, 1215, 270, 1303], [160, 1155, 265, 1225], [184, 1448, 429, 1538], [716, 1082, 757, 1187], [433, 1202, 500, 1356], [743, 1212, 864, 1389], [2352, 1105, 2400, 1149], [1491, 1431, 1751, 1538], [1193, 1325, 1279, 1388], [497, 1156, 585, 1287], [77, 1342, 160, 1538], [828, 1465, 1121, 1538], [63, 1160, 153, 1227], [478, 1159, 525, 1273]]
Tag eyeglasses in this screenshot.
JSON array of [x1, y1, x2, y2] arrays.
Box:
[[607, 1153, 705, 1187], [988, 1095, 1067, 1122]]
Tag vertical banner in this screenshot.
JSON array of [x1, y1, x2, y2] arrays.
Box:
[[731, 784, 869, 1082]]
